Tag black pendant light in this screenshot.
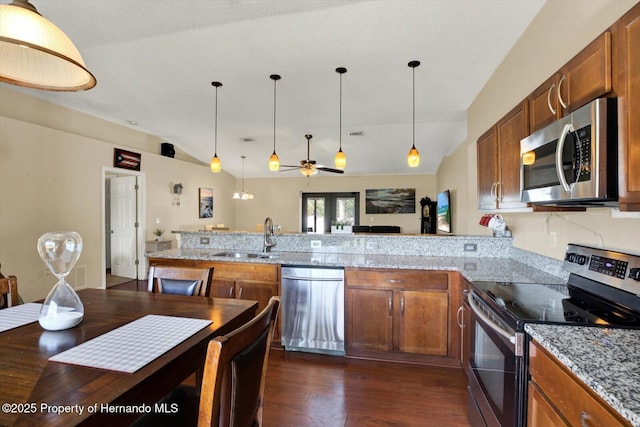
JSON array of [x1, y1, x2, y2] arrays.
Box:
[[407, 60, 420, 167], [268, 74, 281, 171], [334, 67, 347, 169], [210, 81, 222, 173]]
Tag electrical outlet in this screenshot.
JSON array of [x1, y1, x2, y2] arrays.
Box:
[[311, 240, 321, 249], [463, 243, 477, 252], [366, 241, 376, 250], [200, 237, 210, 245]]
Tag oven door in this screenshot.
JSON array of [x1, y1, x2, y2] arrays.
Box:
[[468, 292, 522, 427]]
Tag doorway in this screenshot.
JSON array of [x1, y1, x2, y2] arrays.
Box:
[[301, 192, 359, 233], [102, 167, 145, 288]]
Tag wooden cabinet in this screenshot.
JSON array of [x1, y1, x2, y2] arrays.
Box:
[[614, 3, 640, 210], [346, 268, 454, 363], [528, 340, 630, 427], [529, 32, 612, 134], [477, 101, 529, 210]]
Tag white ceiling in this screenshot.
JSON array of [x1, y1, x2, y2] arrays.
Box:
[[19, 0, 545, 178]]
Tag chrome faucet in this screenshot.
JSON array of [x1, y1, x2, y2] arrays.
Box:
[[263, 217, 276, 253]]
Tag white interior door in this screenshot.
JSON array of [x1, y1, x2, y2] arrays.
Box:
[[110, 176, 138, 278]]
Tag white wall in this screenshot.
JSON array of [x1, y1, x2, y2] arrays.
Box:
[[0, 88, 236, 302], [437, 0, 640, 259], [234, 174, 436, 234]]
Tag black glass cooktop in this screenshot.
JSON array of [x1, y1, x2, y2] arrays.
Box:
[[472, 281, 640, 328]]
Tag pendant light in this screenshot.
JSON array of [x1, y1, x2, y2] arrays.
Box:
[[407, 60, 421, 168], [334, 67, 347, 170], [0, 0, 96, 91], [268, 74, 281, 171], [210, 81, 222, 173], [232, 156, 254, 200]]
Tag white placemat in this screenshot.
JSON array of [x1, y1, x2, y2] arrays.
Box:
[[49, 314, 212, 373], [0, 303, 43, 332]]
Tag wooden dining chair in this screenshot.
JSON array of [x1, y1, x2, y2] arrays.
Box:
[[131, 296, 280, 427], [147, 265, 214, 297], [0, 275, 19, 309], [198, 295, 280, 427]]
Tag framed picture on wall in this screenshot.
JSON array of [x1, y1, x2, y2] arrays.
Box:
[[199, 188, 213, 218], [365, 188, 416, 214], [113, 148, 141, 170]]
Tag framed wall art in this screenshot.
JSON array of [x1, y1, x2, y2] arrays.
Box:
[[365, 188, 416, 214], [199, 188, 213, 218], [113, 148, 141, 171]]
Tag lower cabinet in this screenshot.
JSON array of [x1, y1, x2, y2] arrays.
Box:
[[345, 268, 456, 362], [528, 340, 630, 427], [147, 257, 280, 340]]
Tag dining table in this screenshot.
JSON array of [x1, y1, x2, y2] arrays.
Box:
[[0, 288, 258, 427]]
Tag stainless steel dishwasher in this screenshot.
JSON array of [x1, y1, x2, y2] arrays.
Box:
[[281, 266, 345, 356]]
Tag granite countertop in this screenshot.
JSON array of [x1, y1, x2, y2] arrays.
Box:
[[146, 248, 565, 284], [526, 324, 640, 426]]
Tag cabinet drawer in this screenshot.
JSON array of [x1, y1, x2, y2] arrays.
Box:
[[346, 268, 448, 290], [529, 341, 629, 427], [147, 258, 199, 268], [201, 261, 279, 282]]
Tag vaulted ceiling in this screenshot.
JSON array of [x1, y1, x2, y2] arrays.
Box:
[[17, 0, 545, 178]]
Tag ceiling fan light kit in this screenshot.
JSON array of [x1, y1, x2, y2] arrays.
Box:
[[210, 81, 223, 173], [407, 60, 421, 168], [0, 0, 96, 91], [268, 74, 281, 172], [334, 67, 347, 170]]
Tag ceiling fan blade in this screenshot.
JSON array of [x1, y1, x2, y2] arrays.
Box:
[[279, 164, 302, 168], [317, 167, 345, 174]]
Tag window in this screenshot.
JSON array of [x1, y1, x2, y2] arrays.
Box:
[[301, 192, 359, 233]]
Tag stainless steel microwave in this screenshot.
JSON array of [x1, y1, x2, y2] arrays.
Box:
[[520, 97, 618, 206]]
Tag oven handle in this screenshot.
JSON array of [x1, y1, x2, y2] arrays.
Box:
[[556, 123, 575, 192], [468, 292, 516, 345]]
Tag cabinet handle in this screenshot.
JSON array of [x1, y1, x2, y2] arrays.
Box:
[[238, 286, 244, 299], [580, 411, 593, 427], [558, 75, 567, 109], [228, 286, 234, 298], [401, 296, 405, 316], [547, 82, 557, 115], [386, 279, 405, 284], [388, 296, 393, 316], [457, 306, 464, 328], [463, 289, 470, 296], [490, 182, 499, 203]]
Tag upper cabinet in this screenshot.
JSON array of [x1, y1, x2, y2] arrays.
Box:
[[614, 3, 640, 210], [477, 101, 530, 210], [529, 33, 612, 134]]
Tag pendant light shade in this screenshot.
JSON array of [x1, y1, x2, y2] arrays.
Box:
[[407, 60, 420, 168], [0, 0, 96, 91], [233, 156, 254, 200], [210, 82, 222, 173], [334, 67, 347, 170], [268, 74, 281, 171]]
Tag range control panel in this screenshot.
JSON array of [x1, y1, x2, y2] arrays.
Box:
[[564, 244, 640, 295]]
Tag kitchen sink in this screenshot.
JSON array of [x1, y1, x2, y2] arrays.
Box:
[[213, 251, 278, 259]]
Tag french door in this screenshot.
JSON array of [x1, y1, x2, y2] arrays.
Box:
[[301, 192, 359, 233]]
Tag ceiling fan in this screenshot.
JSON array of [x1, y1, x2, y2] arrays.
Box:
[[280, 134, 345, 176]]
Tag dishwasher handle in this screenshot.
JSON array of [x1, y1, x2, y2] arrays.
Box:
[[281, 276, 344, 282]]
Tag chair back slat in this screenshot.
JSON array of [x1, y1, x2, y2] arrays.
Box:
[[0, 276, 19, 308], [147, 265, 213, 297]]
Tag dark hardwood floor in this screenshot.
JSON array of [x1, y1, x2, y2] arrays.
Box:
[[112, 280, 472, 426]]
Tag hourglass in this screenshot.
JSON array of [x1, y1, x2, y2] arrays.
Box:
[[37, 231, 84, 331]]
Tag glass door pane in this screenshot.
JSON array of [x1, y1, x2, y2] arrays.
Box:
[[306, 197, 326, 234], [335, 196, 355, 225]]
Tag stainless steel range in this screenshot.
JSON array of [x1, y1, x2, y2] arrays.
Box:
[[467, 244, 640, 427]]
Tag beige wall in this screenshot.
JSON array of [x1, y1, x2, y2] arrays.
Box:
[[437, 0, 640, 260], [234, 174, 436, 234], [0, 88, 236, 302]]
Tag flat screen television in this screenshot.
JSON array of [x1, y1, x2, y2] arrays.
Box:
[[436, 190, 452, 234]]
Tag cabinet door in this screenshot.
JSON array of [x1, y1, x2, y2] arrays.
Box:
[[347, 288, 393, 352], [236, 280, 278, 313], [496, 101, 529, 209], [616, 4, 640, 210], [560, 31, 612, 115], [527, 382, 569, 427], [477, 127, 499, 210], [210, 279, 235, 299], [529, 74, 562, 133], [397, 290, 448, 356]]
